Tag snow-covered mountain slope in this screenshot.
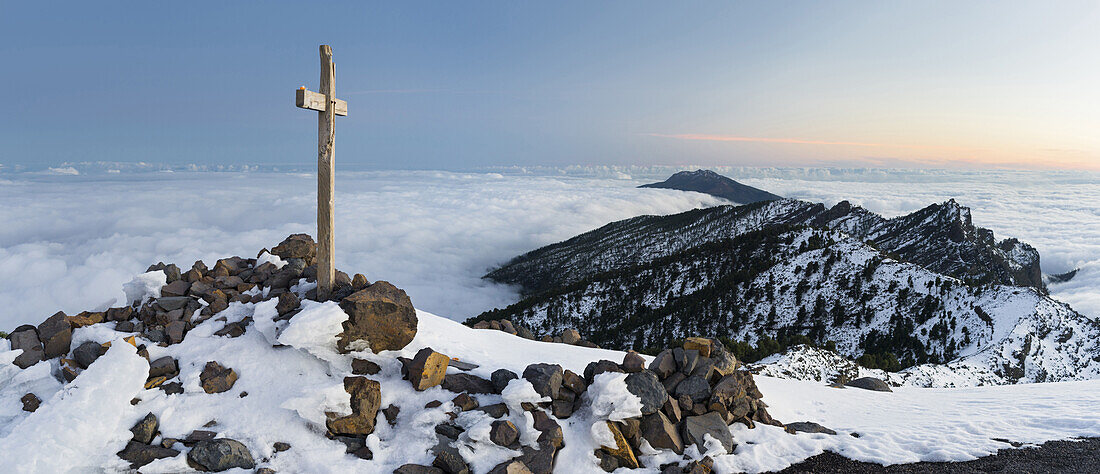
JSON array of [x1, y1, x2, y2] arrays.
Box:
[[476, 206, 1097, 386], [486, 199, 1045, 296], [4, 298, 1100, 473]]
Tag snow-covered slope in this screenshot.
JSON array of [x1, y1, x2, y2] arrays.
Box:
[[476, 201, 1097, 387], [3, 295, 1100, 473]]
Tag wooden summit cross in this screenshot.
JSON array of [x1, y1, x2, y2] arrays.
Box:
[[295, 45, 347, 300]]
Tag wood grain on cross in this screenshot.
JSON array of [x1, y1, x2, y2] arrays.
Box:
[[295, 45, 347, 300]]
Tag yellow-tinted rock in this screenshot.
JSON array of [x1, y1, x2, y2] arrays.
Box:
[[408, 348, 449, 391], [683, 337, 712, 358], [600, 421, 639, 469], [67, 311, 105, 328], [145, 376, 167, 389]]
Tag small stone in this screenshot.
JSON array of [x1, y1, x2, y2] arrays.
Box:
[[37, 311, 73, 359], [187, 438, 256, 471], [599, 421, 639, 469], [67, 311, 105, 328], [199, 361, 238, 394], [327, 377, 382, 436], [166, 320, 186, 344], [489, 420, 519, 446], [490, 369, 519, 393], [276, 292, 301, 317], [551, 399, 574, 418], [442, 373, 497, 394], [488, 460, 534, 474], [677, 349, 700, 375], [72, 340, 106, 369], [9, 326, 44, 369], [683, 337, 713, 357], [162, 280, 191, 297], [20, 393, 40, 412], [622, 350, 645, 373], [476, 403, 509, 418], [184, 430, 217, 444], [561, 369, 586, 394], [451, 393, 479, 411], [449, 359, 479, 371], [682, 412, 735, 454], [351, 358, 382, 375], [559, 329, 581, 345], [624, 371, 667, 415], [149, 356, 180, 379], [673, 375, 711, 404], [785, 421, 837, 435], [532, 410, 564, 448], [522, 363, 563, 399], [641, 411, 684, 454], [351, 273, 370, 289], [433, 448, 470, 474], [408, 348, 450, 391], [130, 413, 159, 444], [845, 377, 893, 392], [274, 442, 291, 452], [583, 360, 622, 384], [106, 306, 134, 322], [435, 422, 464, 439], [117, 441, 180, 469], [425, 400, 443, 409], [709, 374, 745, 407], [383, 404, 401, 425], [161, 382, 184, 395]]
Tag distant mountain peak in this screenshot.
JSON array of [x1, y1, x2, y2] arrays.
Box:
[[640, 169, 782, 204]]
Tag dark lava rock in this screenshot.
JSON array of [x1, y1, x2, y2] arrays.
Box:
[[641, 411, 684, 454], [382, 404, 401, 425], [785, 421, 837, 435], [489, 420, 519, 446], [624, 371, 667, 415], [622, 351, 645, 373], [584, 360, 623, 384], [451, 393, 479, 411], [130, 412, 159, 444], [337, 281, 418, 353], [20, 393, 40, 412], [435, 422, 464, 439], [491, 368, 519, 393], [276, 291, 301, 317], [351, 358, 382, 375], [10, 325, 44, 369], [161, 382, 184, 395], [117, 441, 180, 468], [187, 438, 256, 471], [442, 373, 497, 394], [327, 377, 382, 436], [476, 403, 509, 418], [273, 441, 291, 452], [488, 460, 534, 474], [676, 349, 700, 375], [846, 377, 892, 392], [682, 412, 735, 454], [272, 234, 316, 263], [649, 350, 676, 379], [673, 375, 711, 404], [37, 311, 72, 359], [523, 363, 563, 399], [199, 361, 238, 394], [148, 356, 180, 379]]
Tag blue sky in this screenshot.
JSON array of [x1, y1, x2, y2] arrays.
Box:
[[1, 1, 1098, 170]]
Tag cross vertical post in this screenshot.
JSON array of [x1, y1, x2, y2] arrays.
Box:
[[296, 44, 347, 300]]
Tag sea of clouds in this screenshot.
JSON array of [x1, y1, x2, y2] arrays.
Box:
[[0, 166, 1096, 330]]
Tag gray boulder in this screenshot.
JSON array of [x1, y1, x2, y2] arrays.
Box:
[[846, 377, 892, 392], [623, 371, 667, 415], [187, 438, 256, 471], [523, 363, 563, 399], [673, 375, 711, 404], [682, 412, 735, 454], [9, 325, 44, 369]]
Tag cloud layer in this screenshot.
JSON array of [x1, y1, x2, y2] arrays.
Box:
[[0, 167, 1096, 330]]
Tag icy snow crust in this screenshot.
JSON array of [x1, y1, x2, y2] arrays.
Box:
[[3, 292, 1100, 472]]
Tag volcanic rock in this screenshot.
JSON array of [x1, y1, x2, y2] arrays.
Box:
[[846, 377, 892, 392], [523, 363, 563, 399], [337, 281, 418, 353], [10, 325, 44, 368], [624, 370, 667, 415], [187, 438, 256, 471], [130, 413, 159, 444], [490, 420, 519, 446], [641, 411, 684, 454], [199, 361, 238, 394], [442, 373, 497, 394], [682, 412, 735, 454], [37, 311, 72, 359]]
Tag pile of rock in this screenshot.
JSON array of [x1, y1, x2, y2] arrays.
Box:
[[587, 337, 782, 472], [471, 319, 600, 348]]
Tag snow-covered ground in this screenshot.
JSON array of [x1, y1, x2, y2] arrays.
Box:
[[2, 299, 1098, 473]]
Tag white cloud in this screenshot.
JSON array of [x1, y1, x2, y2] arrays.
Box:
[[1, 167, 1097, 330], [0, 171, 723, 329]]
